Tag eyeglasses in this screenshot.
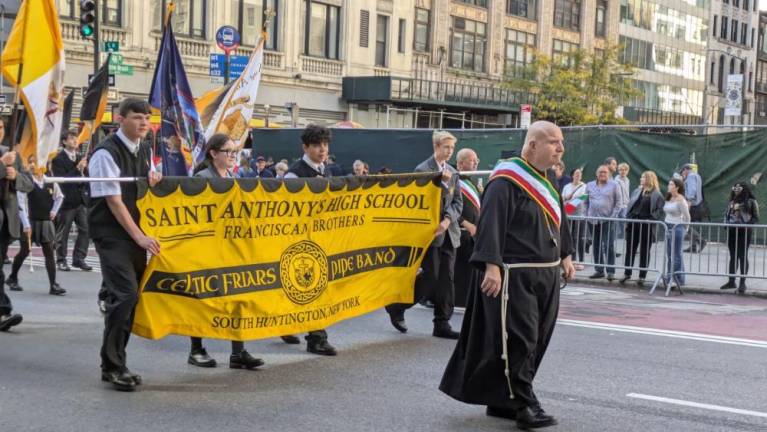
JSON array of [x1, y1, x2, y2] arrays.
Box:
[[732, 185, 743, 191], [218, 149, 239, 157]]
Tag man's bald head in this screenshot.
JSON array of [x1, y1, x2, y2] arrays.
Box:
[[520, 121, 564, 171], [456, 148, 479, 171]]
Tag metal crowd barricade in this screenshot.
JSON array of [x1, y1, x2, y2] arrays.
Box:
[[569, 215, 668, 294], [668, 221, 767, 296]]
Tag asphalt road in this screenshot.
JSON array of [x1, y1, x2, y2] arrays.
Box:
[[1, 265, 766, 432]]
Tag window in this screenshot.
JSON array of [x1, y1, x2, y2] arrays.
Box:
[[554, 0, 581, 31], [302, 1, 341, 59], [233, 0, 278, 49], [152, 0, 207, 38], [733, 0, 739, 6], [59, 0, 121, 25], [360, 10, 370, 47], [718, 55, 725, 93], [450, 17, 487, 72], [398, 19, 406, 54], [504, 29, 535, 78], [741, 23, 748, 45], [732, 20, 739, 43], [103, 0, 121, 26], [595, 1, 607, 38], [414, 8, 430, 52], [712, 15, 717, 37], [745, 0, 750, 10], [456, 0, 488, 7], [507, 0, 536, 20], [721, 17, 728, 40], [552, 39, 578, 67], [710, 61, 715, 85], [375, 15, 388, 67]]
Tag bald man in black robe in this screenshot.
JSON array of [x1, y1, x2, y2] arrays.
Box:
[[440, 121, 575, 430]]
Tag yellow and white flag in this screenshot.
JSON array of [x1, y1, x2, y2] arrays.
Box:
[[203, 34, 264, 146], [1, 0, 65, 169]]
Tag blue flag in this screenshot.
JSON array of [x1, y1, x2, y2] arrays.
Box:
[[148, 20, 206, 174]]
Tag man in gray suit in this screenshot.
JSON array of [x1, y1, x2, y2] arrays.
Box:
[[386, 131, 463, 339], [0, 124, 34, 331]]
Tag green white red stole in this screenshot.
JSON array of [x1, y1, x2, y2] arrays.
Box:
[[459, 179, 481, 211], [489, 157, 561, 227]]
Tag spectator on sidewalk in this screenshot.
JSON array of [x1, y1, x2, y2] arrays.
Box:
[[562, 168, 587, 270], [604, 157, 618, 177], [352, 160, 369, 176], [586, 165, 621, 281], [619, 171, 664, 288], [720, 181, 759, 294], [553, 161, 571, 193], [252, 156, 275, 178], [273, 161, 288, 178], [663, 178, 690, 290], [614, 163, 631, 243], [680, 164, 707, 253]]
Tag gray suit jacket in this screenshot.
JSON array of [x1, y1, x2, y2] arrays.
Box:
[[415, 155, 462, 248], [0, 148, 34, 239]]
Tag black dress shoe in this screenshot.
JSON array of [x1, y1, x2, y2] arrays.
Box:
[[433, 325, 459, 340], [101, 370, 136, 392], [103, 369, 143, 385], [486, 406, 516, 420], [516, 406, 557, 429], [0, 314, 23, 332], [720, 280, 736, 290], [619, 275, 630, 284], [57, 262, 71, 272], [230, 350, 264, 369], [188, 348, 217, 368], [6, 279, 22, 291], [49, 283, 66, 296], [307, 339, 337, 356], [280, 335, 301, 344], [72, 261, 93, 271], [389, 315, 408, 333], [737, 279, 747, 295]]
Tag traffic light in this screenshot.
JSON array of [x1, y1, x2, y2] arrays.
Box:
[[79, 0, 96, 38]]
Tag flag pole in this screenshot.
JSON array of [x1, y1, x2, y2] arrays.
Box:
[[9, 0, 31, 152]]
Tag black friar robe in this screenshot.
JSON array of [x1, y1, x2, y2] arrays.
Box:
[[439, 169, 574, 410]]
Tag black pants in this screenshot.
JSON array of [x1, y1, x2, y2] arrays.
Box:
[[190, 337, 244, 354], [453, 231, 474, 308], [727, 227, 751, 282], [0, 219, 12, 316], [55, 205, 89, 264], [688, 205, 705, 249], [623, 222, 653, 279], [505, 267, 560, 410], [95, 237, 147, 373], [386, 241, 456, 325], [10, 239, 56, 286], [569, 219, 587, 262]]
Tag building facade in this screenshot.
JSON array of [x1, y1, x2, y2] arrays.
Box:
[[755, 11, 767, 125]]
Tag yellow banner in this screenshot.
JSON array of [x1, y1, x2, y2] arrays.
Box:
[[132, 175, 441, 340]]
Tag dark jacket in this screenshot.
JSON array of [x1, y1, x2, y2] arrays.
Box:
[[415, 155, 462, 249], [51, 149, 87, 210], [626, 187, 665, 221], [0, 147, 34, 239], [724, 198, 759, 225]]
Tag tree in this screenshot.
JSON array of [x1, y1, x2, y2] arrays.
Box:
[[504, 43, 641, 126]]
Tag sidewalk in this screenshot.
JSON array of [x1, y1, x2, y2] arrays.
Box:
[[574, 239, 767, 298]]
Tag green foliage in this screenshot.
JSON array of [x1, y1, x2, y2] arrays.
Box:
[[504, 44, 641, 126]]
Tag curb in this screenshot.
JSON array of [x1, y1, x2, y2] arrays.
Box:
[[572, 276, 767, 299]]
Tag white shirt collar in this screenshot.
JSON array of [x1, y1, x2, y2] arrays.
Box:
[[116, 129, 140, 155], [64, 148, 77, 161], [434, 157, 446, 171], [302, 154, 324, 174]]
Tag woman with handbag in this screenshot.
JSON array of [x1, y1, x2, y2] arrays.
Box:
[[619, 171, 664, 287], [720, 182, 759, 294]]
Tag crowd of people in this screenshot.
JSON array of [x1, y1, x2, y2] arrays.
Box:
[[556, 156, 759, 294]]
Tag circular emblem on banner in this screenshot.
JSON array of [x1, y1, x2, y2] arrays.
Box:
[[280, 241, 329, 305], [727, 89, 740, 103]]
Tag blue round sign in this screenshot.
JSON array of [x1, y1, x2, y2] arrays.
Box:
[[216, 25, 241, 52]]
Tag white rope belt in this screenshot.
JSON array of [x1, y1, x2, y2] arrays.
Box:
[[500, 259, 561, 400]]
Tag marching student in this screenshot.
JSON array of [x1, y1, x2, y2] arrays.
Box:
[[5, 157, 66, 295]]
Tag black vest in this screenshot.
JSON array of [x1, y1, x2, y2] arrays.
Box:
[[288, 159, 327, 178], [28, 183, 55, 221], [88, 134, 151, 240]]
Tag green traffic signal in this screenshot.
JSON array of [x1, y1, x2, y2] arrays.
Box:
[[80, 25, 94, 37]]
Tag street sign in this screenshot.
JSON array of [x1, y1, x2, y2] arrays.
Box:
[[102, 54, 134, 76], [104, 41, 120, 52], [209, 54, 249, 80], [89, 74, 116, 87], [520, 104, 532, 129], [216, 25, 241, 53]]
